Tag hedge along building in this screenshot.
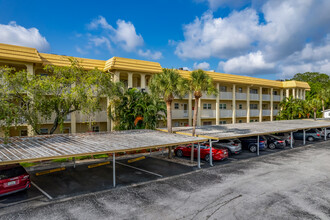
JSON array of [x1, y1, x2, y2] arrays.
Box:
[[0, 43, 310, 137]]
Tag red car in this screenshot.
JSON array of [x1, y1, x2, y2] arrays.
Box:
[[174, 144, 228, 162], [0, 164, 30, 196]]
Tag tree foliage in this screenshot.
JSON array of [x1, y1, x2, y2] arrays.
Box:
[[109, 88, 166, 130]]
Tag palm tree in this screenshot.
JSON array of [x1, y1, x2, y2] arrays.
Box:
[[308, 98, 321, 120], [149, 68, 189, 158], [317, 88, 329, 117], [189, 69, 217, 163], [278, 96, 302, 120]]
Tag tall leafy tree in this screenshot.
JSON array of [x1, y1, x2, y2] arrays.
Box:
[[189, 69, 217, 162], [277, 96, 303, 120], [308, 98, 322, 120], [149, 68, 189, 158]]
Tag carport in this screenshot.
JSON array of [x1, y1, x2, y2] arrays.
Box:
[[0, 129, 207, 191], [169, 119, 330, 166]]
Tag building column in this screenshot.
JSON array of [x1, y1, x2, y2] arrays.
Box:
[[188, 93, 192, 126], [197, 98, 202, 126], [215, 83, 220, 125], [303, 89, 306, 100], [232, 84, 236, 124], [247, 86, 250, 123], [109, 71, 121, 131], [300, 89, 303, 100], [26, 64, 35, 136], [140, 73, 146, 89], [128, 72, 133, 88], [292, 88, 296, 99], [107, 97, 111, 131], [280, 89, 284, 101], [259, 87, 263, 122], [114, 71, 120, 83], [270, 88, 274, 121], [71, 112, 76, 133], [286, 89, 289, 98]]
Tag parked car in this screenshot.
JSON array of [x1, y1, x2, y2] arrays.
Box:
[[174, 144, 228, 162], [0, 164, 30, 197], [213, 139, 242, 155], [319, 127, 330, 138], [273, 132, 295, 146], [239, 136, 266, 153], [293, 129, 322, 141], [263, 135, 286, 149]]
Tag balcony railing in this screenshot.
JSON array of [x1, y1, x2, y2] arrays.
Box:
[[262, 94, 270, 101], [250, 94, 259, 101], [220, 92, 233, 100], [250, 109, 259, 117], [273, 95, 281, 101], [273, 109, 279, 115], [172, 110, 189, 119], [76, 111, 108, 123], [220, 110, 232, 118], [236, 93, 247, 100], [236, 110, 247, 117], [262, 110, 271, 116], [201, 110, 216, 118]]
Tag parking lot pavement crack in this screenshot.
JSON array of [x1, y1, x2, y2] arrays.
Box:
[[205, 195, 243, 220]]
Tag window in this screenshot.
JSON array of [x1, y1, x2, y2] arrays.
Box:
[[20, 129, 28, 137], [273, 90, 278, 95], [238, 104, 243, 109], [203, 121, 212, 126], [250, 89, 258, 94], [203, 103, 211, 109], [274, 104, 278, 110], [238, 87, 243, 93], [238, 120, 243, 123], [40, 128, 49, 135], [250, 104, 258, 109], [92, 126, 99, 132], [174, 103, 179, 109], [220, 120, 227, 124], [220, 86, 227, 92], [174, 122, 180, 127], [219, 104, 227, 109]]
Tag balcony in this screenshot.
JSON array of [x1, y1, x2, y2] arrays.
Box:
[[172, 110, 189, 119], [273, 109, 279, 115], [273, 95, 281, 101], [236, 110, 247, 117], [250, 94, 259, 101], [201, 110, 216, 118], [236, 93, 247, 100], [262, 110, 271, 116], [76, 111, 108, 123], [250, 109, 259, 117], [220, 92, 233, 100], [262, 94, 270, 101], [220, 110, 232, 118]]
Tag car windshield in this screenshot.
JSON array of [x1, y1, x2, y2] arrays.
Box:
[[0, 166, 26, 180]]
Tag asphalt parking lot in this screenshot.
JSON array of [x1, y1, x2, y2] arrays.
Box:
[[0, 137, 327, 212]]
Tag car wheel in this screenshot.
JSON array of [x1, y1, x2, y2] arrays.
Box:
[[249, 145, 257, 153], [268, 143, 276, 150], [327, 133, 330, 138], [176, 149, 183, 157], [307, 136, 314, 142], [204, 154, 210, 162]]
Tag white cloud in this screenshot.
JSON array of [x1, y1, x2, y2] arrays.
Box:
[[193, 61, 210, 70], [138, 49, 162, 60], [177, 0, 330, 77], [219, 51, 275, 75], [0, 21, 49, 51], [196, 0, 250, 10]]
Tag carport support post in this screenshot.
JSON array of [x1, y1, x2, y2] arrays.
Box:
[[197, 143, 201, 169], [257, 135, 260, 156], [209, 139, 213, 166], [325, 128, 327, 141], [113, 153, 116, 187], [73, 157, 76, 168], [303, 130, 306, 145], [290, 132, 293, 148]]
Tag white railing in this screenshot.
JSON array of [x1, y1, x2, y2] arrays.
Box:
[[236, 93, 247, 100], [273, 110, 279, 115], [273, 95, 281, 101], [201, 110, 216, 118], [172, 110, 189, 119], [262, 94, 270, 101], [250, 109, 259, 117], [203, 93, 217, 99], [77, 111, 108, 123], [220, 92, 233, 100], [236, 110, 247, 117], [262, 110, 271, 116], [220, 110, 232, 118], [250, 94, 259, 101]]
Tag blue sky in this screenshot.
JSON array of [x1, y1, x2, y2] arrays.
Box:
[[1, 0, 330, 80]]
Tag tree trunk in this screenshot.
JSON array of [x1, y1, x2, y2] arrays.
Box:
[[166, 101, 173, 159], [322, 100, 325, 117], [50, 116, 59, 134], [191, 97, 199, 163], [314, 109, 317, 121]]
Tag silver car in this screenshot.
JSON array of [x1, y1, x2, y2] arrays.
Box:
[[213, 139, 242, 155], [273, 132, 295, 146]]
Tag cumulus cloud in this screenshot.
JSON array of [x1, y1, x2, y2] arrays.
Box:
[[193, 61, 210, 70], [0, 21, 49, 51], [177, 0, 330, 78], [138, 49, 162, 60], [196, 0, 250, 10]]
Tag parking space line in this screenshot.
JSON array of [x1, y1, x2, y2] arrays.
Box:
[[35, 167, 65, 176], [31, 182, 53, 200], [116, 162, 163, 178]]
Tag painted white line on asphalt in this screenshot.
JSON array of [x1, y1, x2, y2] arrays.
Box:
[[31, 182, 53, 200], [116, 162, 163, 178]]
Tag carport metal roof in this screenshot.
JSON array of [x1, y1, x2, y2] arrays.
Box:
[[0, 129, 207, 165], [168, 119, 330, 140]]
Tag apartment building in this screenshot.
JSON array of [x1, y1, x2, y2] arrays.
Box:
[[0, 43, 310, 137]]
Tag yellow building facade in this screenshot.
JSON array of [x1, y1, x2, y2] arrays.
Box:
[[0, 43, 310, 137]]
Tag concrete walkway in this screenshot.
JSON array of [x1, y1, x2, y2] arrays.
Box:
[[1, 141, 330, 219]]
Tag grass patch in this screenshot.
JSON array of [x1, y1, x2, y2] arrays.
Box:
[[20, 162, 39, 168], [93, 154, 109, 159]]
